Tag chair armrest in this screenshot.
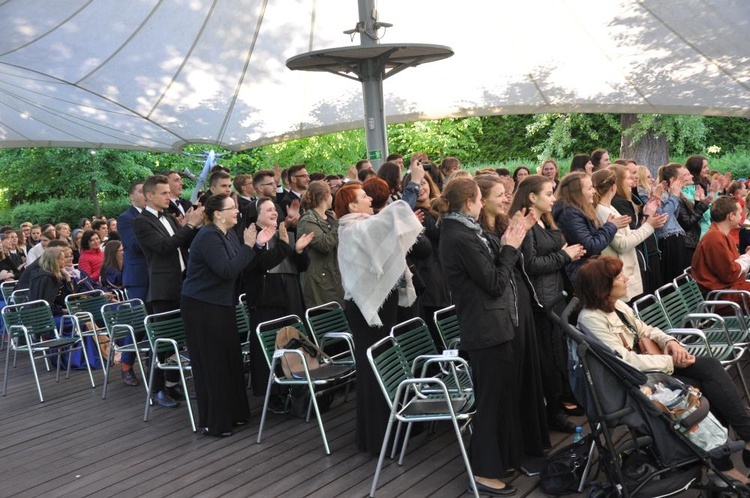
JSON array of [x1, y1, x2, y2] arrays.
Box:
[[664, 328, 710, 348], [679, 313, 735, 345], [321, 332, 355, 363], [706, 290, 750, 315]]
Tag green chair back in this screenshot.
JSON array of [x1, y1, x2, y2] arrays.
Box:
[[65, 290, 109, 324], [1, 280, 18, 303], [390, 318, 439, 369], [368, 336, 411, 406], [144, 311, 188, 354], [256, 315, 308, 372], [674, 274, 704, 314], [433, 305, 460, 349], [235, 300, 251, 342], [632, 294, 673, 330], [2, 300, 58, 339], [101, 299, 148, 336], [305, 302, 351, 347], [656, 282, 689, 327]]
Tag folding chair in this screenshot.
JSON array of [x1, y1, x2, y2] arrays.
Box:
[[65, 289, 112, 374], [1, 299, 95, 402], [433, 305, 461, 350], [255, 314, 355, 455], [366, 335, 477, 498], [100, 298, 151, 398], [143, 309, 195, 432]]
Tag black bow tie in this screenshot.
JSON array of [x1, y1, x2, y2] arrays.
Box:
[[157, 211, 166, 218]]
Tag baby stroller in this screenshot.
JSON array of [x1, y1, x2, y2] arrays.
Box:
[[546, 294, 750, 497]]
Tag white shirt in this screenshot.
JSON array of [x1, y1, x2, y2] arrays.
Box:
[[145, 206, 185, 272]]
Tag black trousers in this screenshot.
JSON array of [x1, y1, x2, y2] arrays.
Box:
[[467, 342, 516, 478]]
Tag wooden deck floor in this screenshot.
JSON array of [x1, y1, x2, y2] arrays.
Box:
[[0, 347, 740, 497]]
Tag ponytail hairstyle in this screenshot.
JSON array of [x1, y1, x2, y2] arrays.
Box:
[[301, 180, 331, 211], [557, 172, 599, 226], [508, 174, 556, 228], [591, 168, 618, 206], [432, 177, 478, 218]]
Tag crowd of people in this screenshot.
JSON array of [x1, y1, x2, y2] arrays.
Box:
[[3, 150, 750, 495]]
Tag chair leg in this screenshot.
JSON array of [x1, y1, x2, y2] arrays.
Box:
[[398, 422, 415, 465], [452, 416, 479, 498], [257, 370, 276, 444], [390, 420, 404, 460], [102, 337, 115, 399], [28, 348, 44, 403], [77, 338, 96, 389], [178, 368, 196, 432], [307, 380, 330, 455], [143, 360, 157, 422], [2, 342, 12, 396], [370, 408, 399, 497]]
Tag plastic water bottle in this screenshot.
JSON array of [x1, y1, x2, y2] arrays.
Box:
[[572, 426, 584, 443]]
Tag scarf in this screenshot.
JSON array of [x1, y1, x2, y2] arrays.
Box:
[[443, 211, 490, 251], [338, 200, 422, 327]]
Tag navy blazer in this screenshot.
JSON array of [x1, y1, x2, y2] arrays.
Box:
[[133, 209, 197, 302], [118, 205, 148, 289]]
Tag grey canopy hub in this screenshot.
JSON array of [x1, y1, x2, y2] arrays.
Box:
[[286, 0, 453, 169]]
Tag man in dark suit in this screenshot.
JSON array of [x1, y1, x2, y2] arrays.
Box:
[[165, 170, 193, 219], [116, 181, 148, 387], [134, 175, 204, 408], [278, 164, 308, 228]]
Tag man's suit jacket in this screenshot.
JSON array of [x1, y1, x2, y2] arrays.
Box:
[[117, 206, 148, 290], [133, 210, 197, 303], [165, 197, 193, 219]]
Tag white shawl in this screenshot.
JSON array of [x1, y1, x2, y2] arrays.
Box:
[[338, 200, 422, 327]]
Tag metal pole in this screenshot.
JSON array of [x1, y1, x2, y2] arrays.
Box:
[[358, 0, 388, 169]]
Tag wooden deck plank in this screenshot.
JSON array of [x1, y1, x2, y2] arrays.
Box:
[[0, 344, 746, 498]]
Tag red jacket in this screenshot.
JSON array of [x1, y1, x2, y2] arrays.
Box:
[[78, 248, 104, 282], [691, 223, 750, 298]]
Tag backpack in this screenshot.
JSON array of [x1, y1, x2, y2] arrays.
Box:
[[274, 326, 329, 379], [540, 434, 594, 496]]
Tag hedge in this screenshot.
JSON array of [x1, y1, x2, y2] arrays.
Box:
[[0, 197, 131, 227]]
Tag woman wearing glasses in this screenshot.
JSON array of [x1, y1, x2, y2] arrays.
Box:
[[181, 194, 275, 437]]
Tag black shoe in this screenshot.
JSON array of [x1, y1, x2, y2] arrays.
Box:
[[470, 480, 517, 496], [121, 369, 139, 387], [233, 419, 249, 427], [202, 428, 233, 437], [153, 390, 180, 408], [165, 384, 185, 400], [499, 468, 516, 479]]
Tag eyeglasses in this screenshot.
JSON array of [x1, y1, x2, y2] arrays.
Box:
[[219, 206, 237, 211]]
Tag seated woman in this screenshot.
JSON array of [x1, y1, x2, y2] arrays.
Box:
[[99, 240, 124, 292], [28, 247, 75, 321], [577, 255, 750, 483], [78, 230, 104, 282]]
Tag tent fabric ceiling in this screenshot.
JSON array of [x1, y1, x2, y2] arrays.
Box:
[[1, 0, 748, 153]]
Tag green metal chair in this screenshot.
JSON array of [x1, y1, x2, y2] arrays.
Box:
[[1, 299, 95, 402], [366, 335, 477, 498], [100, 298, 150, 399], [143, 309, 196, 432], [0, 279, 17, 304], [433, 305, 461, 350], [65, 289, 112, 375], [305, 301, 355, 364], [255, 314, 355, 455]]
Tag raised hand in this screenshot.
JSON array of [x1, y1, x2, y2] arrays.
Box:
[[500, 209, 533, 249], [243, 224, 257, 247], [646, 212, 668, 229], [608, 214, 631, 229], [187, 206, 205, 227], [414, 209, 426, 224], [643, 197, 660, 217], [279, 222, 289, 244], [273, 162, 282, 186], [562, 243, 586, 261], [285, 199, 301, 228], [295, 232, 314, 253], [257, 225, 276, 246]]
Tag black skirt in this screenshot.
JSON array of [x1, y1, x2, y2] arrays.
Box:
[[181, 295, 250, 435]]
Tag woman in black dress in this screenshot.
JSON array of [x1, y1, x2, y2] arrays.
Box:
[[334, 183, 422, 456], [243, 197, 314, 397], [181, 194, 275, 437]]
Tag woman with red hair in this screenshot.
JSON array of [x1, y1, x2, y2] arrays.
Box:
[[334, 183, 423, 455]]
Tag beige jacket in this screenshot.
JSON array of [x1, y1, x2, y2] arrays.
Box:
[[595, 203, 654, 301], [578, 300, 676, 374]]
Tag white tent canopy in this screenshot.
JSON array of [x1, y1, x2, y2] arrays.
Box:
[[1, 0, 748, 153]]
